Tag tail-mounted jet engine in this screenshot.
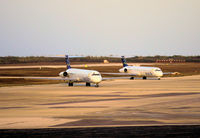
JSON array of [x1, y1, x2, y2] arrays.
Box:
[[124, 68, 128, 72], [59, 71, 68, 78]]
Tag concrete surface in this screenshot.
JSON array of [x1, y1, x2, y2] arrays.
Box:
[[0, 75, 200, 129]]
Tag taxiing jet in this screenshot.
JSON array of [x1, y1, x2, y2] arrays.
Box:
[[103, 56, 169, 80], [58, 55, 102, 87]]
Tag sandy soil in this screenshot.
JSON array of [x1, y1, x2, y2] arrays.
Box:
[[0, 75, 200, 129]]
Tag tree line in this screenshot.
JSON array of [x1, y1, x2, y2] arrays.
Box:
[[0, 55, 200, 64]]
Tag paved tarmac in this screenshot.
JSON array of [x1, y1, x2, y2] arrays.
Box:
[[0, 75, 200, 129]]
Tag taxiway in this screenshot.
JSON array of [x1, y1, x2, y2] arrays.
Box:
[[0, 75, 200, 129]]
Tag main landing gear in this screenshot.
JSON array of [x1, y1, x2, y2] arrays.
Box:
[[68, 82, 73, 86], [86, 82, 99, 87], [68, 82, 99, 87], [95, 84, 99, 87], [130, 76, 147, 80], [130, 77, 134, 80], [86, 82, 91, 87], [143, 76, 147, 80]]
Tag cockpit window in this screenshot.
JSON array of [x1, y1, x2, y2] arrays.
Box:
[[92, 73, 100, 76], [155, 69, 161, 71]]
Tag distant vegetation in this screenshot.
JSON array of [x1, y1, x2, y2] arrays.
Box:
[[0, 55, 200, 65]]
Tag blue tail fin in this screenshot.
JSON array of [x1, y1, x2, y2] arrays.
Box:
[[65, 55, 71, 69], [121, 56, 128, 67]]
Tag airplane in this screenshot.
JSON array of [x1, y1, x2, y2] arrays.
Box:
[[18, 55, 172, 87], [21, 55, 130, 87], [58, 55, 102, 87], [103, 56, 170, 80]]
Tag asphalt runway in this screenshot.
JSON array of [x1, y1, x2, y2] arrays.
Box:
[[0, 75, 200, 129]]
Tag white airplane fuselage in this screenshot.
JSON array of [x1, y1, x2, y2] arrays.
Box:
[[59, 68, 102, 84], [119, 66, 163, 78]]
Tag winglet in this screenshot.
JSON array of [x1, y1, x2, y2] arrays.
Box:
[[65, 55, 71, 69], [121, 56, 128, 67]]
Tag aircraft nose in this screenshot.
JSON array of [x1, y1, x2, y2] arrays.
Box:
[[154, 71, 163, 77], [159, 71, 163, 77], [119, 68, 123, 73], [91, 76, 102, 83]]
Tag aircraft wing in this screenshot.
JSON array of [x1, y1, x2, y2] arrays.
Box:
[[26, 77, 70, 80], [101, 72, 137, 76], [163, 72, 173, 75], [103, 72, 179, 75], [102, 77, 130, 80], [26, 76, 131, 81], [7, 77, 77, 81], [163, 72, 180, 75]]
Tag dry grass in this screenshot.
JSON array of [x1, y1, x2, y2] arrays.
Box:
[[0, 78, 62, 87], [152, 63, 200, 76], [0, 68, 63, 77]]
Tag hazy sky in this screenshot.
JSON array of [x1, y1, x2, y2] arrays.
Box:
[[0, 0, 200, 56]]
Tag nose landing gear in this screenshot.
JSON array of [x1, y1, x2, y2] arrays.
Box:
[[95, 84, 99, 87], [68, 82, 73, 86]]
